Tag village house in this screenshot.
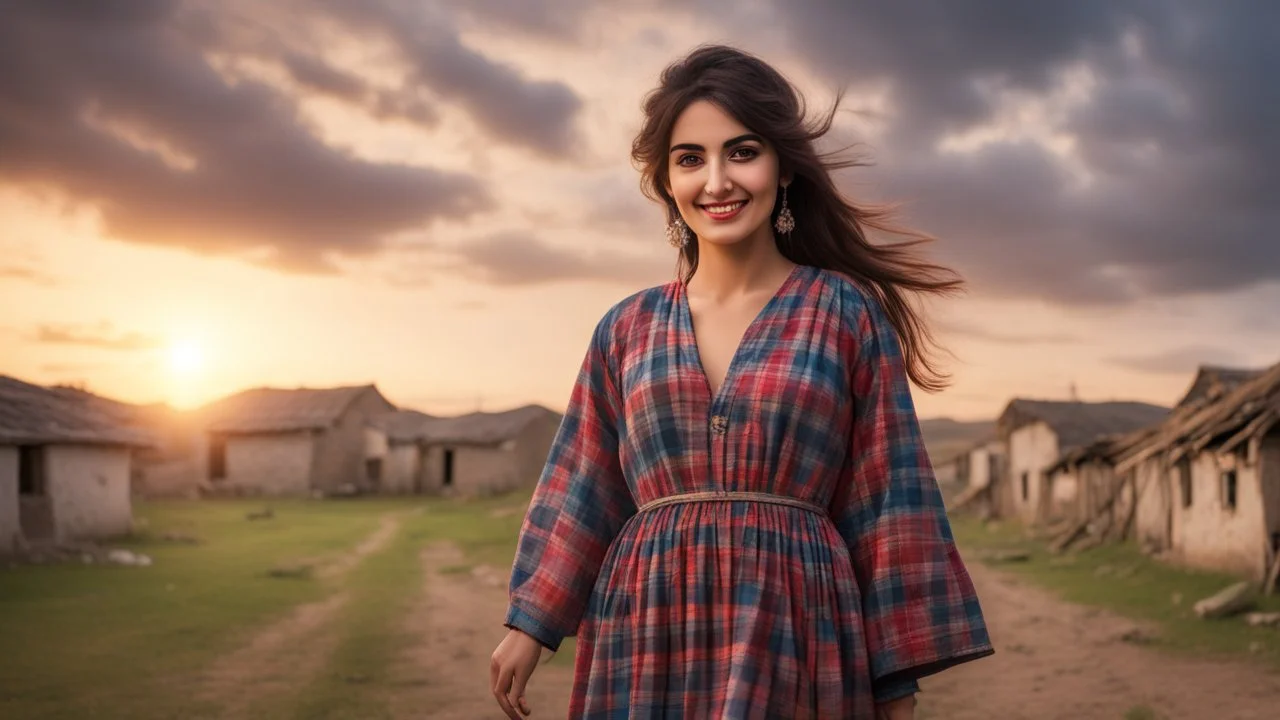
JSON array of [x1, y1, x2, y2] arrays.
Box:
[[46, 384, 201, 498], [996, 398, 1170, 525], [1047, 366, 1266, 545], [366, 409, 436, 494], [0, 376, 153, 552], [1112, 363, 1279, 581], [948, 437, 1008, 518], [195, 384, 397, 497], [369, 405, 561, 497]]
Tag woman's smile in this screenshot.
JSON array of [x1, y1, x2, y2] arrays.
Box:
[[698, 199, 748, 221]]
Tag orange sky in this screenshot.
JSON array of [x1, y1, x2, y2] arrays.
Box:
[[2, 3, 1278, 420]]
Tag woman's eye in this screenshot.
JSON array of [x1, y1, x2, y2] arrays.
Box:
[[677, 154, 702, 167], [732, 147, 759, 160]]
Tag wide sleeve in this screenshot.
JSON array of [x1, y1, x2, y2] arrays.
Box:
[[828, 287, 994, 701], [503, 310, 636, 652]]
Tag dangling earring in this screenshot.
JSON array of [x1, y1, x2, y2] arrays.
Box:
[[666, 214, 692, 248], [774, 185, 796, 235]]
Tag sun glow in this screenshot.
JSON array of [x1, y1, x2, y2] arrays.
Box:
[[167, 339, 204, 375]]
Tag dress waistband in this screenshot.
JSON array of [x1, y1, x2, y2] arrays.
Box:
[[636, 491, 826, 516]]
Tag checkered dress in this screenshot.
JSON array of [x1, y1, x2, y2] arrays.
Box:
[[506, 265, 993, 719]]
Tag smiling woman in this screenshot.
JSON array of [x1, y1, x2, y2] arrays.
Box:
[[492, 44, 992, 720]]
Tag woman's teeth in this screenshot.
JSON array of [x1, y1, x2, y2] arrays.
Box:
[[703, 201, 744, 213]]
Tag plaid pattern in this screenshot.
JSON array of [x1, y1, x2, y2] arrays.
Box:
[[507, 265, 993, 718]]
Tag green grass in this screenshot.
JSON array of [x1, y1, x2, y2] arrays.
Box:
[[950, 514, 1280, 669], [279, 509, 428, 720], [0, 498, 427, 719], [1124, 705, 1164, 720], [0, 491, 569, 719]]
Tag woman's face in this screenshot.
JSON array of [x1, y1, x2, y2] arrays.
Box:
[[666, 100, 785, 249]]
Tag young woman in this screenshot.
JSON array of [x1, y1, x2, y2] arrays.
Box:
[[490, 44, 993, 719]]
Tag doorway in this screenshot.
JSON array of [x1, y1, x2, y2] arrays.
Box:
[[18, 445, 54, 541]]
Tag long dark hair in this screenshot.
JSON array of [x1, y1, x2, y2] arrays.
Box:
[[631, 44, 962, 392]]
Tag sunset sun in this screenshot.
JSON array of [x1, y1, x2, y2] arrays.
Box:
[[167, 339, 204, 375]]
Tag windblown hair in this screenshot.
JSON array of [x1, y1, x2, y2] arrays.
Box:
[[631, 44, 963, 392]]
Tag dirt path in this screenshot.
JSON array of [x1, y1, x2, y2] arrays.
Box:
[[388, 542, 575, 719], [194, 512, 406, 718], [388, 542, 1280, 719], [920, 559, 1280, 720]]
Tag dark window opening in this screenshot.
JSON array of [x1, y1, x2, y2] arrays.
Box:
[[1178, 460, 1192, 509], [366, 458, 382, 485], [1020, 471, 1029, 501], [1221, 470, 1237, 511], [443, 448, 455, 487], [18, 445, 46, 496], [209, 435, 227, 480]]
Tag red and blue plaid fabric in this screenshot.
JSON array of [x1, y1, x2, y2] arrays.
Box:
[[506, 264, 993, 718]]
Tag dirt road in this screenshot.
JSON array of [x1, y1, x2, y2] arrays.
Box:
[[399, 546, 1280, 720], [922, 560, 1280, 720], [193, 512, 1280, 719]]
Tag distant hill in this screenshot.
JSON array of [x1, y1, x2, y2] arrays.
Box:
[[918, 417, 994, 464]]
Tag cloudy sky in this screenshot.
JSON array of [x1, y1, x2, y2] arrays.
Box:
[[1, 0, 1277, 420]]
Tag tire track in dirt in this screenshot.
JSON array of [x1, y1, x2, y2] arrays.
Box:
[[388, 541, 576, 720], [921, 559, 1280, 720], [194, 512, 406, 719]]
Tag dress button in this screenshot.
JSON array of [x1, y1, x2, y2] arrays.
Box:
[[710, 415, 729, 435]]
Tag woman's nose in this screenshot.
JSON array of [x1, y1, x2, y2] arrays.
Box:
[[704, 160, 733, 196]]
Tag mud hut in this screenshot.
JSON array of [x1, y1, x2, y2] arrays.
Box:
[[196, 384, 396, 497], [997, 399, 1170, 524], [1113, 362, 1280, 580], [373, 405, 561, 497], [0, 376, 152, 551]]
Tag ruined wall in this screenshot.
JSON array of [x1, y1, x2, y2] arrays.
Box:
[[1173, 450, 1268, 579], [1133, 456, 1172, 550]]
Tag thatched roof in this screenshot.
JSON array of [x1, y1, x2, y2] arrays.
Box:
[[1046, 427, 1153, 475], [1173, 365, 1266, 409], [374, 404, 560, 446], [1115, 359, 1280, 473], [998, 399, 1170, 452], [199, 384, 393, 434], [0, 375, 154, 447]]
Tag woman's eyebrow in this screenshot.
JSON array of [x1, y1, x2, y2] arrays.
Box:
[[669, 133, 764, 154]]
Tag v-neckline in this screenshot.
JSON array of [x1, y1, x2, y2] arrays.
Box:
[[678, 264, 804, 406]]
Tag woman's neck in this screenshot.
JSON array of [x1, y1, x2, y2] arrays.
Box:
[[686, 232, 796, 302]]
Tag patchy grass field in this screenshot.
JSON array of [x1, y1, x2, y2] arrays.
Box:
[[949, 513, 1280, 668], [0, 493, 540, 720]]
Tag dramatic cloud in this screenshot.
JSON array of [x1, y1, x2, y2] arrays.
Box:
[[437, 231, 672, 287], [36, 322, 163, 351], [0, 1, 498, 274], [307, 0, 584, 157], [937, 318, 1078, 346], [1107, 345, 1253, 375], [759, 1, 1280, 304], [1, 0, 1274, 304]]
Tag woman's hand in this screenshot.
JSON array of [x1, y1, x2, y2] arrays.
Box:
[[490, 628, 544, 719], [876, 694, 916, 720]]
